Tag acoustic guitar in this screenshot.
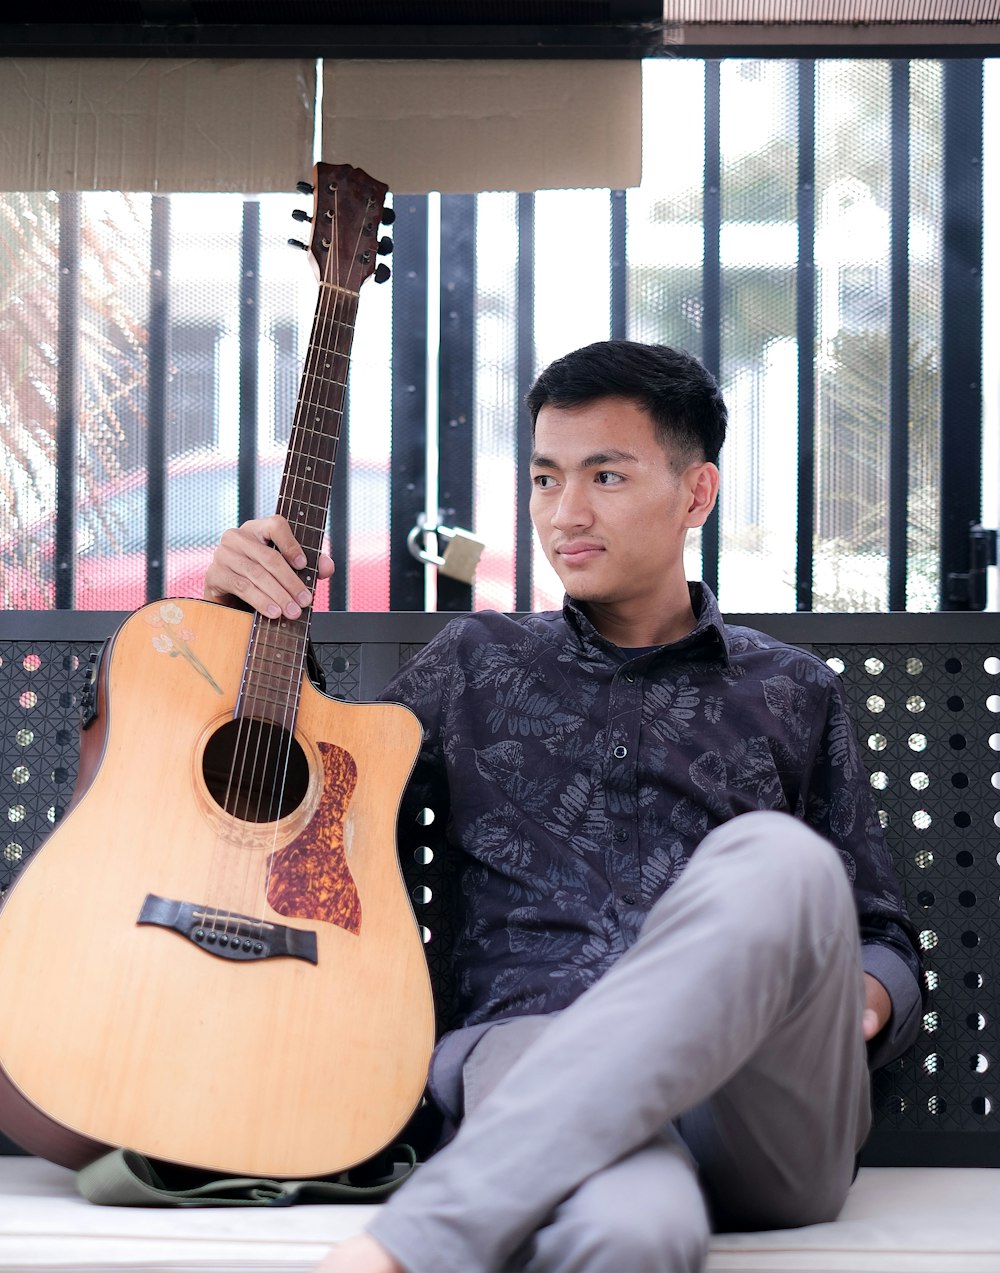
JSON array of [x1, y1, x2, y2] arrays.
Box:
[[0, 164, 435, 1178]]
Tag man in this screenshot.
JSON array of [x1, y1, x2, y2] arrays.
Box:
[[204, 341, 921, 1273]]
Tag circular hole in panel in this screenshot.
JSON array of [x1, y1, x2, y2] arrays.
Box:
[[922, 1053, 939, 1075], [907, 695, 926, 714], [2, 843, 23, 865], [973, 1053, 990, 1074], [957, 850, 974, 867], [948, 695, 965, 711], [330, 655, 349, 673], [965, 972, 984, 990], [420, 926, 431, 945], [984, 656, 1000, 675], [18, 692, 37, 710], [990, 735, 1000, 752], [924, 970, 939, 991], [962, 931, 980, 949], [946, 658, 963, 673], [992, 774, 1000, 791], [915, 849, 934, 870], [908, 734, 927, 752], [955, 812, 972, 829], [877, 809, 889, 829], [865, 657, 885, 675], [953, 772, 969, 789], [987, 695, 1000, 713], [919, 930, 938, 951], [22, 653, 41, 672], [917, 890, 935, 909], [416, 808, 435, 826], [968, 1013, 986, 1032], [414, 845, 434, 865], [959, 890, 977, 907], [826, 657, 845, 674], [995, 812, 1000, 830], [6, 805, 25, 825], [46, 806, 58, 824], [887, 1095, 908, 1115], [910, 771, 929, 790], [923, 1011, 939, 1032], [868, 734, 888, 752], [951, 735, 967, 751], [912, 810, 932, 830], [11, 766, 29, 786], [870, 771, 889, 791], [15, 729, 33, 747], [927, 1095, 946, 1115], [972, 1098, 993, 1116], [906, 657, 924, 675], [411, 885, 432, 905], [867, 695, 886, 714]]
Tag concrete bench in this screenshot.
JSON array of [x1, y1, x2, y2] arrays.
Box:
[[1, 608, 998, 1272]]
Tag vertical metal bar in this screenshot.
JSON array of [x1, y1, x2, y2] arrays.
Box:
[[390, 195, 429, 612], [515, 192, 536, 613], [146, 196, 169, 602], [238, 200, 260, 530], [327, 394, 349, 613], [55, 193, 80, 610], [702, 59, 722, 597], [940, 59, 984, 610], [610, 189, 628, 341], [888, 60, 911, 612], [796, 60, 817, 613], [437, 194, 477, 613]]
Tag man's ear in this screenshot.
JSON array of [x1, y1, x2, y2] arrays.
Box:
[[685, 462, 720, 529]]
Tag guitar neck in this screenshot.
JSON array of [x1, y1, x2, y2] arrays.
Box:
[[237, 284, 359, 732]]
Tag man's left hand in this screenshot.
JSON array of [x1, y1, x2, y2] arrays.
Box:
[[862, 973, 891, 1042]]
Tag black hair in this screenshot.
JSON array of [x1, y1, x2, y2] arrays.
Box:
[[525, 340, 727, 466]]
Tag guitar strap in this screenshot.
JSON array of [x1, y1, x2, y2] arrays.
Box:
[[77, 1143, 417, 1207]]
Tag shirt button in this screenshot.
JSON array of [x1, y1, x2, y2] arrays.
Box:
[[614, 828, 629, 843], [613, 745, 628, 759], [621, 893, 636, 906], [624, 672, 636, 683]]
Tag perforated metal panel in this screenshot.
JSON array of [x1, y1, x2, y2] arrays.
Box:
[[2, 612, 998, 1164]]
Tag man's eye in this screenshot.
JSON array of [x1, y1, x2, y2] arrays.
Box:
[[533, 474, 556, 488], [596, 471, 623, 485]]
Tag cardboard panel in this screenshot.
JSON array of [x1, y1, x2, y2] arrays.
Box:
[[322, 59, 642, 193], [0, 59, 315, 192]]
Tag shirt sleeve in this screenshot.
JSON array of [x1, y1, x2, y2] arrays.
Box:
[[802, 674, 923, 1068]]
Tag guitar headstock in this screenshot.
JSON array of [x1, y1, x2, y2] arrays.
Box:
[[291, 162, 394, 293]]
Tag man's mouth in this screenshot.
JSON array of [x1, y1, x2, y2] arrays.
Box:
[[555, 542, 605, 563]]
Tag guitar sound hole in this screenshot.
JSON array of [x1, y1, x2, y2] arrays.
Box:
[[202, 718, 309, 822]]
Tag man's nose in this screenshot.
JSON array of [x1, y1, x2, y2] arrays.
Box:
[[551, 482, 593, 530]]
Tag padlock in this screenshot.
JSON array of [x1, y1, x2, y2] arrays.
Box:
[[407, 521, 486, 585]]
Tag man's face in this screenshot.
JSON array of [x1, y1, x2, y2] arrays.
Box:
[[529, 397, 709, 613]]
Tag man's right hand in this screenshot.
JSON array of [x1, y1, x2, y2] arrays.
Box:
[[203, 515, 335, 620]]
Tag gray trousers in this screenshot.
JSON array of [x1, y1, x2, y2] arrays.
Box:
[[369, 811, 873, 1273]]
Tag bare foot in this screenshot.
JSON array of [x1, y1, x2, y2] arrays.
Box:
[[314, 1233, 405, 1273]]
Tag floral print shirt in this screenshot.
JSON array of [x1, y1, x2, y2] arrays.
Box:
[[380, 584, 921, 1080]]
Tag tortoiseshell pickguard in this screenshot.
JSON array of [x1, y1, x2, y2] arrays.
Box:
[[266, 741, 362, 934]]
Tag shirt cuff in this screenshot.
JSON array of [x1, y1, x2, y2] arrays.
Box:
[[862, 942, 923, 1069]]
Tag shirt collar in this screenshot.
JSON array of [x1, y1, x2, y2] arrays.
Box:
[[561, 581, 732, 669]]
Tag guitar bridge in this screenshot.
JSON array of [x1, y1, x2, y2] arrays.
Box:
[[137, 894, 318, 965]]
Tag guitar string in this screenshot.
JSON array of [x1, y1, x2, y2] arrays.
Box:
[[217, 179, 373, 945], [252, 186, 362, 930]]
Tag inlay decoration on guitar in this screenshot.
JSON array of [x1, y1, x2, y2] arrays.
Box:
[[0, 164, 435, 1179]]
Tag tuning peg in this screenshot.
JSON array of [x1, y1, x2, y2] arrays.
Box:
[[288, 238, 309, 251], [380, 207, 396, 226], [376, 236, 393, 256], [296, 181, 314, 195], [292, 208, 312, 223], [374, 263, 391, 284]]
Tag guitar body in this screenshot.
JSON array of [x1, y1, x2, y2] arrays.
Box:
[[0, 598, 434, 1177]]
